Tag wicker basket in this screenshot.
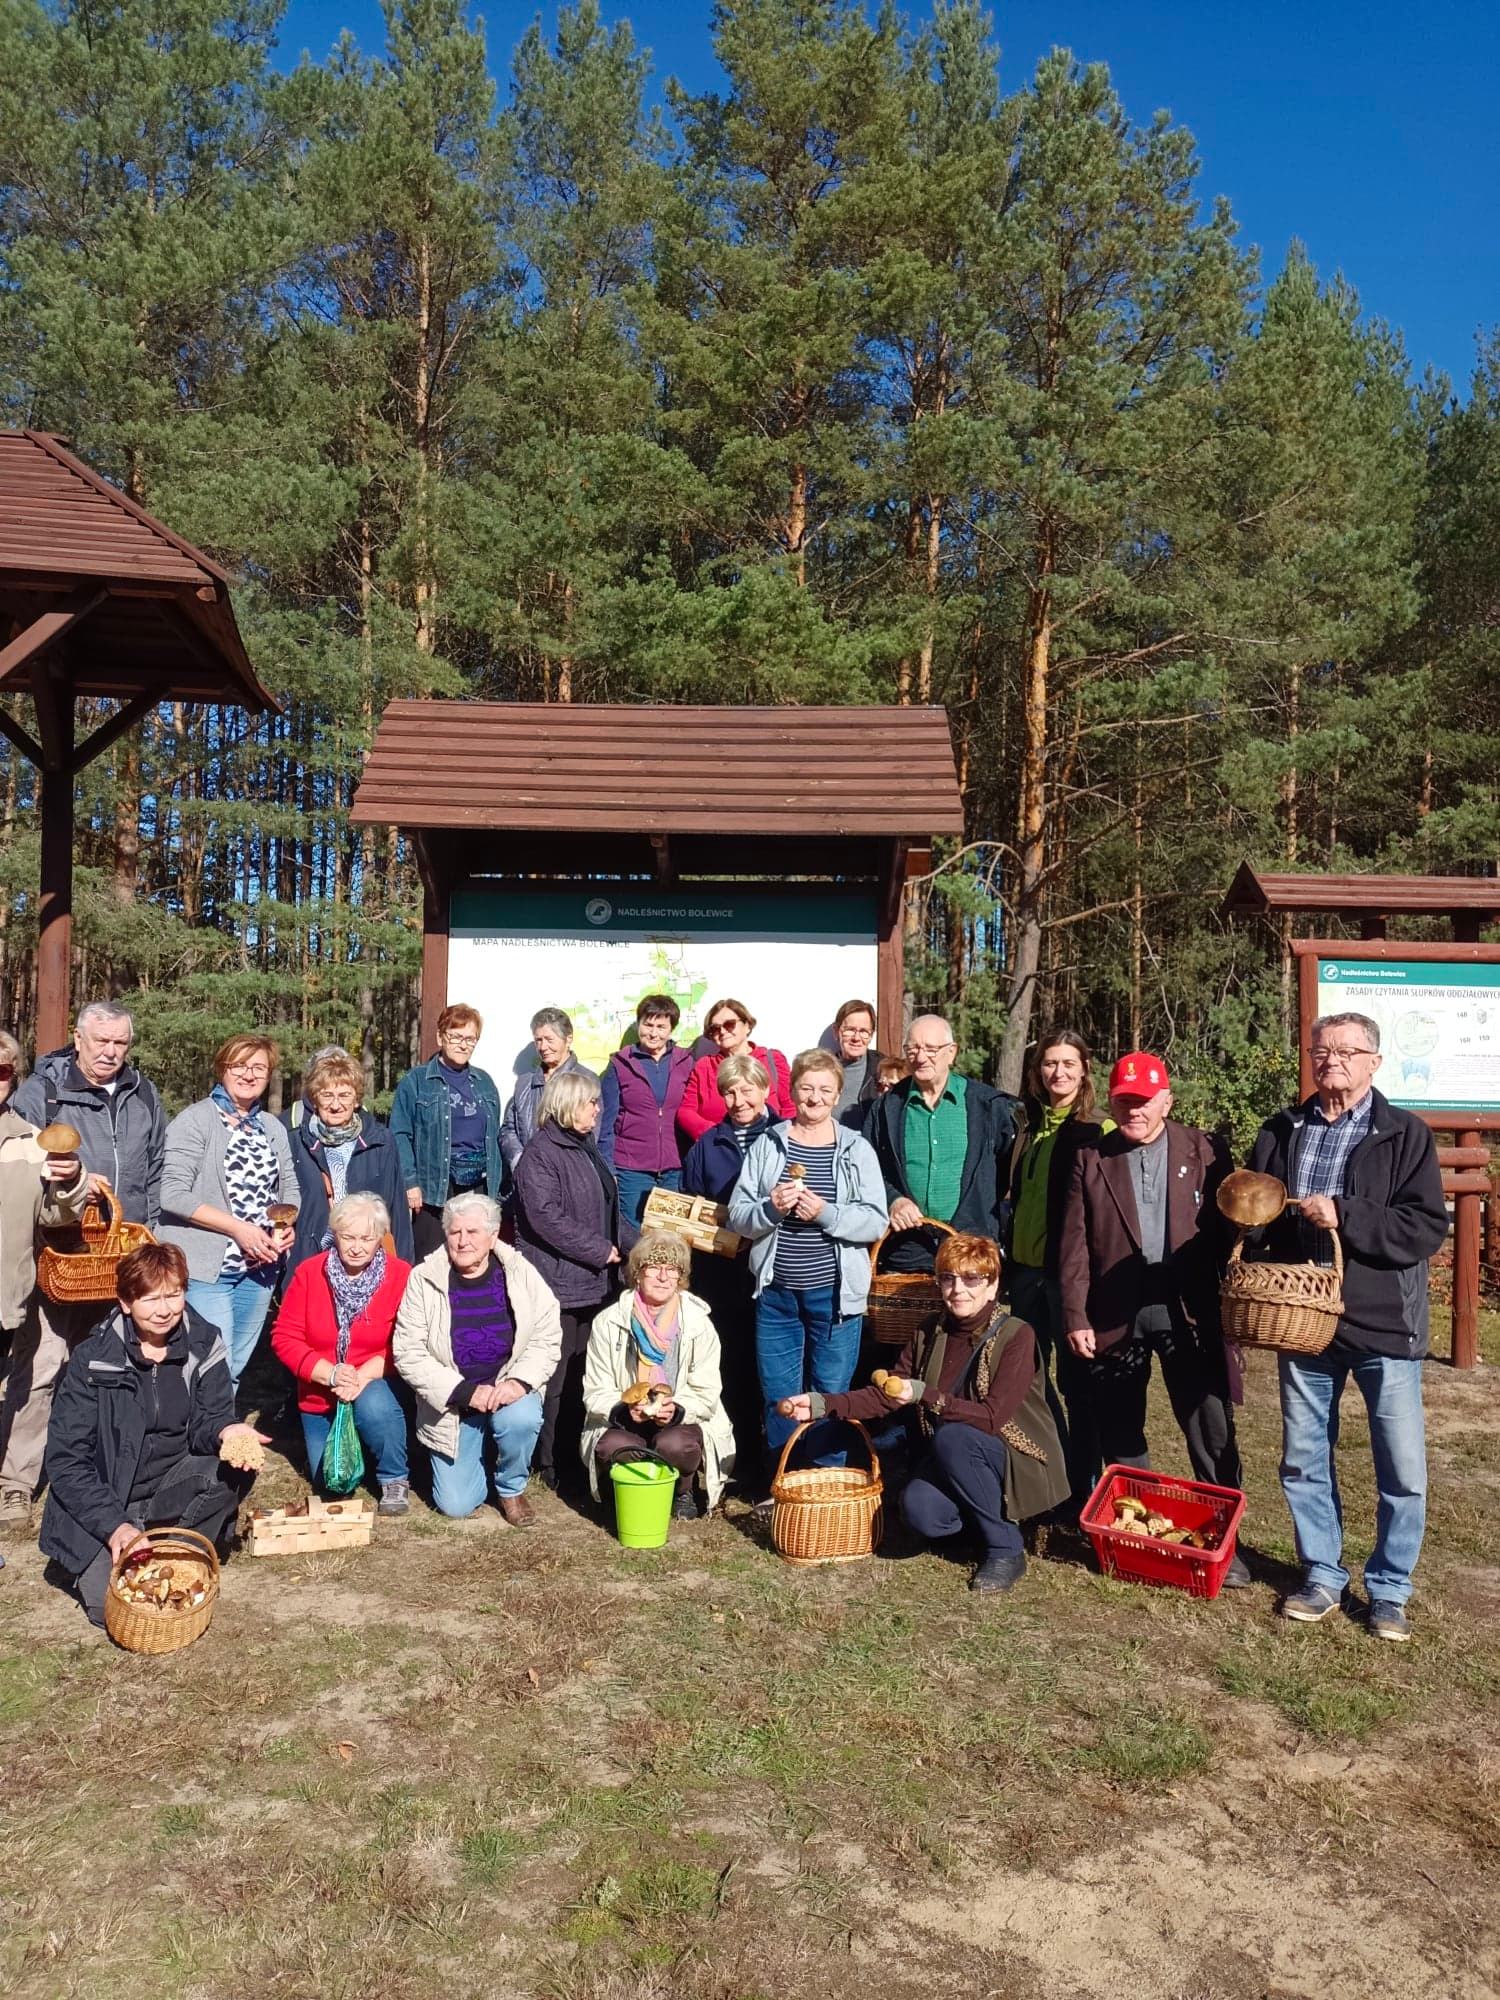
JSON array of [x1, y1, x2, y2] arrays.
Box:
[[38, 1182, 156, 1305], [103, 1528, 220, 1654], [1221, 1232, 1344, 1356], [865, 1219, 955, 1346], [770, 1419, 883, 1566]]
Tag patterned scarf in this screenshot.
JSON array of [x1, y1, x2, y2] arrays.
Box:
[[325, 1246, 387, 1363], [211, 1081, 262, 1133], [630, 1289, 682, 1389]]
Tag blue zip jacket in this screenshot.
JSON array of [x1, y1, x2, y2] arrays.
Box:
[[681, 1114, 773, 1205], [388, 1056, 504, 1206]]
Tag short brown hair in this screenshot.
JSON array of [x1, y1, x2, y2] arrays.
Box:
[[876, 1055, 910, 1086], [117, 1242, 190, 1303], [703, 996, 754, 1034], [636, 993, 680, 1029], [437, 1003, 483, 1038], [305, 1048, 364, 1101], [834, 999, 876, 1032], [790, 1048, 842, 1089], [213, 1034, 278, 1083], [934, 1233, 1002, 1283]]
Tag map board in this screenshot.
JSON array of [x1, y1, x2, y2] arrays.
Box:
[[1314, 956, 1500, 1114], [447, 885, 880, 1087]]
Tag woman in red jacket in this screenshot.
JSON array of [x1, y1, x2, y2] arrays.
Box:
[[271, 1190, 413, 1515], [677, 999, 792, 1143]]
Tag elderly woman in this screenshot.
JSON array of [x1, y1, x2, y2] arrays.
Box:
[[393, 1192, 560, 1523], [598, 994, 694, 1228], [830, 998, 884, 1124], [0, 1032, 87, 1541], [158, 1035, 300, 1392], [782, 1233, 1067, 1593], [513, 1068, 632, 1492], [681, 1051, 775, 1486], [272, 1191, 413, 1515], [676, 999, 791, 1144], [285, 1047, 413, 1274], [728, 1048, 887, 1472], [391, 1004, 505, 1259], [500, 1006, 596, 1176], [582, 1230, 735, 1521], [40, 1243, 267, 1626]]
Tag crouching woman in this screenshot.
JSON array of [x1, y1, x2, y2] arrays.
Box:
[[581, 1230, 736, 1521], [40, 1243, 267, 1628], [781, 1233, 1066, 1594]]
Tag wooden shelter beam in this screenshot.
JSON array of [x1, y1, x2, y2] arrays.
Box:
[[70, 689, 159, 774], [0, 705, 43, 767], [0, 586, 107, 689]]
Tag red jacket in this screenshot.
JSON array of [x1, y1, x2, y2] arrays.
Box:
[[271, 1250, 413, 1415], [677, 1045, 792, 1142]]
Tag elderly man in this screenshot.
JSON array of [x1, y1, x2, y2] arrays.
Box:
[[862, 1015, 1020, 1271], [1, 1001, 166, 1525], [393, 1192, 562, 1525], [1058, 1051, 1248, 1588], [1247, 1012, 1447, 1641]]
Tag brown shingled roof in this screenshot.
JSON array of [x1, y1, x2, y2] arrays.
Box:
[[351, 701, 964, 838]]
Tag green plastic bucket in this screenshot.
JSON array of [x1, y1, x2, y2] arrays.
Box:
[[609, 1458, 678, 1548]]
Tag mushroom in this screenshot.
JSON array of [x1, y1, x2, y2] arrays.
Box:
[[35, 1122, 82, 1155]]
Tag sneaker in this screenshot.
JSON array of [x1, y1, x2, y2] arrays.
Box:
[[671, 1486, 699, 1522], [1221, 1552, 1251, 1590], [970, 1551, 1027, 1594], [0, 1487, 30, 1527], [1367, 1599, 1412, 1643], [377, 1479, 410, 1518], [1281, 1582, 1342, 1623]]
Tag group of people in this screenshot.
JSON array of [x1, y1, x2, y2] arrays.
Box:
[[0, 990, 1447, 1644]]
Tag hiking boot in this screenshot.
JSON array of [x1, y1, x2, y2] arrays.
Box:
[[0, 1487, 30, 1528], [498, 1493, 536, 1528], [377, 1479, 410, 1518], [1367, 1599, 1412, 1643], [1221, 1552, 1251, 1590], [1281, 1582, 1342, 1624], [970, 1551, 1027, 1594]]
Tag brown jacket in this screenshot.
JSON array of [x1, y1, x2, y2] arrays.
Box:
[[1057, 1120, 1230, 1354]]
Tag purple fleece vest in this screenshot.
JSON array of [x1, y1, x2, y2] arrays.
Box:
[[609, 1046, 693, 1170]]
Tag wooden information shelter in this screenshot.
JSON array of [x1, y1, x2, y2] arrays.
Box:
[[1224, 865, 1499, 1369], [351, 702, 964, 1060], [0, 430, 276, 1053]]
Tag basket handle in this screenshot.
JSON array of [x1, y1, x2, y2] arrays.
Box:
[[1229, 1225, 1344, 1277], [872, 1216, 955, 1274], [86, 1179, 130, 1249], [772, 1416, 881, 1489], [110, 1525, 222, 1584]]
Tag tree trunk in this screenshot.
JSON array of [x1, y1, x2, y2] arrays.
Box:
[[999, 569, 1053, 1094], [412, 223, 437, 654]]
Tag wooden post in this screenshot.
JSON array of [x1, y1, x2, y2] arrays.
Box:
[[412, 832, 449, 1062], [876, 841, 906, 1061], [1453, 1127, 1482, 1370], [34, 669, 75, 1057]]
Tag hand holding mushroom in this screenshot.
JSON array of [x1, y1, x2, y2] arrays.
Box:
[[35, 1121, 84, 1185]]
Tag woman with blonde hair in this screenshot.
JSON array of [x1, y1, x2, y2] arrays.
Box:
[[582, 1229, 735, 1520], [284, 1047, 412, 1276], [513, 1066, 631, 1490], [159, 1034, 300, 1390]]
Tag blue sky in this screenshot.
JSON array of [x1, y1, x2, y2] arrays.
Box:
[[277, 0, 1499, 393]]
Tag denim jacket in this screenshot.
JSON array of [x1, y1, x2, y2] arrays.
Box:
[[388, 1056, 504, 1206]]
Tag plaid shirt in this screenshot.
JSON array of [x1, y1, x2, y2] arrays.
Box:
[[1293, 1091, 1374, 1264]]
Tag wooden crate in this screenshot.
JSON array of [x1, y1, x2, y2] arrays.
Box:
[[247, 1493, 374, 1557], [642, 1187, 747, 1259]]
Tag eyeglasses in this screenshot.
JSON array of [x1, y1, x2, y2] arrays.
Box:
[[938, 1272, 987, 1289], [442, 1033, 479, 1048], [1309, 1047, 1376, 1065], [905, 1041, 954, 1058]]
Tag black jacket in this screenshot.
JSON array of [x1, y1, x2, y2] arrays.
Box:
[[861, 1074, 1022, 1271], [1247, 1090, 1448, 1359], [512, 1121, 634, 1311], [283, 1114, 414, 1273], [681, 1114, 774, 1205], [40, 1305, 234, 1576]]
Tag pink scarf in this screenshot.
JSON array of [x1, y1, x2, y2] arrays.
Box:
[[630, 1289, 682, 1388]]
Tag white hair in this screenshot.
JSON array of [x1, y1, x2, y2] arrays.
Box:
[[328, 1190, 391, 1237], [442, 1191, 502, 1235], [76, 1000, 135, 1039]]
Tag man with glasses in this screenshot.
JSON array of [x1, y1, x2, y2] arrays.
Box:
[[861, 1014, 1020, 1272], [1247, 1012, 1446, 1641]]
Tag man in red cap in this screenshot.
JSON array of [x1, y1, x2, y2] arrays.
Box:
[[1057, 1051, 1247, 1588]]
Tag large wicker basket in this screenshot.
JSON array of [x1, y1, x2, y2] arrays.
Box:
[[770, 1419, 883, 1566], [865, 1219, 955, 1347], [1221, 1232, 1344, 1356], [104, 1527, 220, 1654], [38, 1182, 156, 1305]]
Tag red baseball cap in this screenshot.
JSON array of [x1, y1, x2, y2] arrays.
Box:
[[1108, 1051, 1170, 1099]]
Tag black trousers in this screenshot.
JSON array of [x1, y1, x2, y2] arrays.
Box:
[[902, 1423, 1021, 1558], [534, 1307, 596, 1491], [1085, 1309, 1241, 1490], [690, 1253, 761, 1488], [1007, 1262, 1099, 1511], [73, 1453, 252, 1627]]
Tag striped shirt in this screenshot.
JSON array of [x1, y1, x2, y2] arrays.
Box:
[[1293, 1091, 1374, 1265], [772, 1139, 839, 1290]]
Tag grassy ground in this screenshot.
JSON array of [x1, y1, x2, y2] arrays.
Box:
[[2, 1310, 1498, 2000]]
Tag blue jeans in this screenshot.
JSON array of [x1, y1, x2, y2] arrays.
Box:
[[429, 1392, 544, 1514], [186, 1268, 278, 1390], [756, 1283, 862, 1466], [300, 1378, 410, 1489], [615, 1168, 681, 1230], [1279, 1350, 1427, 1605]]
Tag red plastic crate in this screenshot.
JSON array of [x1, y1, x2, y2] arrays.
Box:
[[1081, 1465, 1247, 1600]]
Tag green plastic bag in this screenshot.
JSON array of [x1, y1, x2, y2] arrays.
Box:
[[321, 1400, 365, 1496]]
